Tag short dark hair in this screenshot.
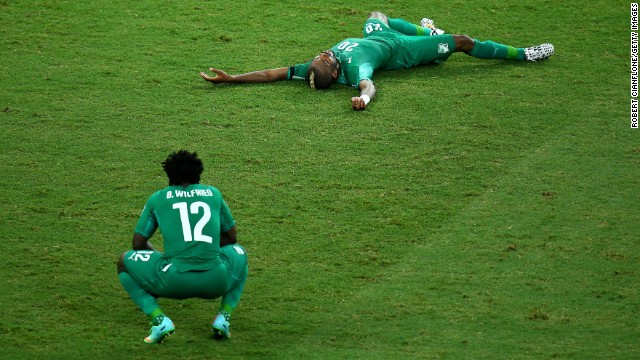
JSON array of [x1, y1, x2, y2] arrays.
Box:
[[307, 64, 334, 90], [162, 150, 204, 186]]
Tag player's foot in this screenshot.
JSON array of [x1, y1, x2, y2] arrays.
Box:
[[524, 43, 554, 61], [211, 313, 231, 339], [144, 316, 175, 344], [420, 18, 445, 35]]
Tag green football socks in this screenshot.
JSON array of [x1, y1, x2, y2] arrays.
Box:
[[469, 40, 526, 60], [219, 304, 234, 319], [150, 309, 166, 325], [118, 272, 161, 316]]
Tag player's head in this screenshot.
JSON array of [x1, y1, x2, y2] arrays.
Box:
[[307, 50, 339, 90], [162, 150, 204, 186]]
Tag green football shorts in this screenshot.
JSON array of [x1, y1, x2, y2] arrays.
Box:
[[122, 245, 248, 300]]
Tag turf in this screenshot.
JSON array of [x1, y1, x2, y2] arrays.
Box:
[[0, 0, 637, 359]]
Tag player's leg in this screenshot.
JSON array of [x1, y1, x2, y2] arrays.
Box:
[[117, 250, 175, 344], [212, 244, 249, 339], [453, 34, 523, 60], [387, 17, 444, 36], [367, 11, 388, 24], [213, 266, 247, 338], [391, 35, 457, 68], [398, 34, 553, 65], [454, 35, 554, 61], [419, 18, 445, 35], [364, 13, 436, 37], [387, 18, 430, 36], [362, 12, 391, 37]]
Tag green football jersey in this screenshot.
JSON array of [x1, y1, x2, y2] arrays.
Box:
[[134, 184, 235, 272], [287, 36, 394, 88], [287, 19, 454, 88]]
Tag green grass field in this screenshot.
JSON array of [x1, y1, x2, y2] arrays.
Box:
[[1, 0, 638, 359]]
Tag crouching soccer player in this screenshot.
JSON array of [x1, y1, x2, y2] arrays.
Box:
[[116, 150, 248, 343]]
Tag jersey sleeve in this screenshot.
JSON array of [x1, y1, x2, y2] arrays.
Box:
[[347, 63, 373, 87], [219, 198, 236, 232], [357, 63, 374, 84], [134, 193, 159, 238], [287, 61, 311, 81]]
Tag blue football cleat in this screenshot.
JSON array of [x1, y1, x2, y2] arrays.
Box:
[[144, 316, 175, 344], [211, 314, 231, 339]]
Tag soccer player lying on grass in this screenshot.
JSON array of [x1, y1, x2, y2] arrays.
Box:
[[200, 11, 553, 111], [117, 150, 248, 344]]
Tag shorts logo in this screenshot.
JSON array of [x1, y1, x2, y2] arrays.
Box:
[[438, 43, 449, 54], [162, 263, 173, 272]]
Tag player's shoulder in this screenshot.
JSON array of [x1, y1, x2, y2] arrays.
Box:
[[288, 61, 311, 80], [197, 183, 224, 198], [148, 188, 167, 201]]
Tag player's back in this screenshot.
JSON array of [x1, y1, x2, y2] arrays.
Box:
[[150, 184, 226, 270]]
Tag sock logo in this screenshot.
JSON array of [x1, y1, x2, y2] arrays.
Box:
[[438, 43, 449, 54]]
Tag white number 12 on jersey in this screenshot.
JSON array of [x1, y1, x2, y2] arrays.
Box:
[[173, 201, 213, 243]]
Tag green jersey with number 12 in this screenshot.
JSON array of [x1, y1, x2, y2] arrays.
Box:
[[134, 184, 235, 272]]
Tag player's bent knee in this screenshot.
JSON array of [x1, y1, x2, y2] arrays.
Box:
[[117, 252, 128, 274], [453, 34, 475, 53], [368, 11, 388, 24]]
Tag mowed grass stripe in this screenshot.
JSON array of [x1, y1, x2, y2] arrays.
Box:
[[275, 120, 639, 359]]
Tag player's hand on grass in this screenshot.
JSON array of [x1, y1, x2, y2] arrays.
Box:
[[200, 68, 232, 83], [351, 96, 368, 111]]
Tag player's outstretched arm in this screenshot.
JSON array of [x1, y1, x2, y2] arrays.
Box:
[[351, 80, 376, 111], [200, 67, 289, 84]]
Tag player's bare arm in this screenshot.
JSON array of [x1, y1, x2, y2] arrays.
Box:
[[200, 67, 288, 84], [132, 232, 156, 251], [220, 225, 238, 247], [351, 79, 376, 111]]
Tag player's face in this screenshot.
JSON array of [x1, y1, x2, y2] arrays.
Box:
[[312, 50, 337, 71]]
